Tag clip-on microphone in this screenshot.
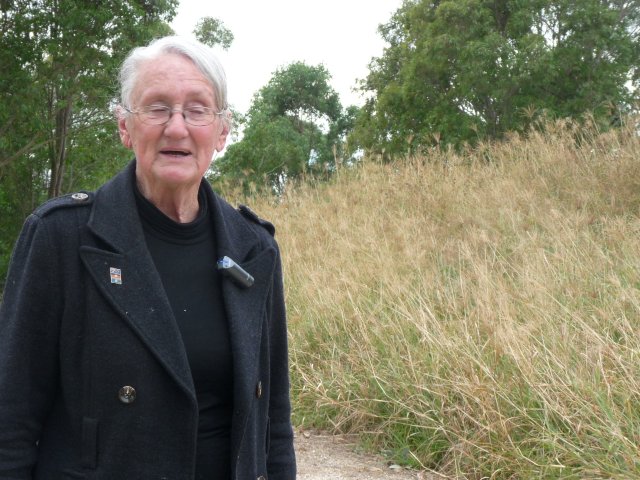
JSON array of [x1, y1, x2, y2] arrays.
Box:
[[217, 256, 254, 288]]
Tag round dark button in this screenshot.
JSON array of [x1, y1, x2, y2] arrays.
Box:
[[118, 385, 136, 404]]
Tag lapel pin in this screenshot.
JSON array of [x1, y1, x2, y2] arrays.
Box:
[[217, 256, 254, 288], [110, 267, 122, 285]]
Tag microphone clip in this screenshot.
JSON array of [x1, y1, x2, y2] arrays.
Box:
[[217, 256, 254, 288]]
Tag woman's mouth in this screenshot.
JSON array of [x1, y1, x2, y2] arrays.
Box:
[[160, 149, 191, 157]]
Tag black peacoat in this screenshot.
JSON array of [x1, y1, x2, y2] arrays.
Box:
[[0, 162, 296, 479]]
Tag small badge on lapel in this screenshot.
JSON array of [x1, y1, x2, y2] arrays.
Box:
[[110, 267, 122, 285]]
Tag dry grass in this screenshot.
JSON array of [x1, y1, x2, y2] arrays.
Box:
[[238, 118, 640, 479]]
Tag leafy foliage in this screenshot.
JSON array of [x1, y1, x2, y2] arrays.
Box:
[[216, 62, 356, 193], [354, 0, 640, 156], [193, 17, 233, 50], [0, 0, 178, 288]]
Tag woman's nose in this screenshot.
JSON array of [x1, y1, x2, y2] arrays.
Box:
[[163, 110, 189, 136]]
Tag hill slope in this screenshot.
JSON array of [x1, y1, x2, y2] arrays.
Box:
[[248, 118, 640, 479]]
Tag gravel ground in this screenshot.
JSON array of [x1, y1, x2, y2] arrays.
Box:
[[294, 431, 443, 480]]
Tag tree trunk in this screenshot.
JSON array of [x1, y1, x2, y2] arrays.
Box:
[[48, 97, 72, 199]]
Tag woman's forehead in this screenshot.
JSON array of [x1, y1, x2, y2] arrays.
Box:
[[134, 54, 215, 102]]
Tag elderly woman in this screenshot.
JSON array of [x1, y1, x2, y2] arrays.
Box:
[[0, 36, 296, 479]]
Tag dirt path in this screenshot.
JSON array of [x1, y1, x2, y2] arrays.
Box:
[[295, 430, 442, 480]]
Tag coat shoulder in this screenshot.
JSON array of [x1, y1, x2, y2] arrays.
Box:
[[33, 191, 94, 219], [238, 204, 275, 237]]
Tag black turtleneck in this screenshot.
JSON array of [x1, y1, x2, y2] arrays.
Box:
[[134, 182, 233, 480]]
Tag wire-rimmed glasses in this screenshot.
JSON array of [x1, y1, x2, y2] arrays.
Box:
[[123, 105, 224, 126]]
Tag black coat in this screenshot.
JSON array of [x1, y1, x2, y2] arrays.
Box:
[[0, 162, 296, 479]]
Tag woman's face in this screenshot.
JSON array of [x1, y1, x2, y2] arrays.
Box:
[[118, 53, 228, 193]]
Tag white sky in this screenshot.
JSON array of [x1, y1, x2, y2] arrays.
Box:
[[171, 0, 403, 115]]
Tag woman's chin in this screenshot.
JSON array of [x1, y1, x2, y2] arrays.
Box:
[[152, 163, 202, 188]]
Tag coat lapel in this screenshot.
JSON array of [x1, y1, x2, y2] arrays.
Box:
[[79, 163, 195, 401], [78, 162, 277, 414], [207, 188, 277, 410]]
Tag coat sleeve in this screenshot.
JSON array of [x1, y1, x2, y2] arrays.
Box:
[[0, 214, 62, 478], [266, 243, 297, 479]]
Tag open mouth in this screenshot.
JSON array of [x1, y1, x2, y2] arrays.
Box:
[[161, 150, 191, 157]]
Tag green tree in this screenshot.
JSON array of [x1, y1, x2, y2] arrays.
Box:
[[216, 62, 354, 192], [0, 0, 177, 289], [194, 17, 233, 50], [355, 0, 640, 156], [1, 0, 176, 194]]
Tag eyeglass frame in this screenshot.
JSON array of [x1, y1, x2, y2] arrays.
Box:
[[122, 104, 226, 127]]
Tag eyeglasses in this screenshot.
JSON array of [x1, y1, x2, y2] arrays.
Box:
[[123, 105, 224, 126]]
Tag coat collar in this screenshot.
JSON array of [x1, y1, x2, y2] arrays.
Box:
[[79, 161, 276, 407], [86, 161, 261, 264]]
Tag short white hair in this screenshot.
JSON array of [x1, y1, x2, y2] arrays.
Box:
[[118, 36, 229, 116]]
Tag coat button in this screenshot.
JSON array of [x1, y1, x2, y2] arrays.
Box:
[[71, 192, 88, 201], [118, 385, 136, 404], [257, 476, 266, 480], [256, 381, 263, 399]]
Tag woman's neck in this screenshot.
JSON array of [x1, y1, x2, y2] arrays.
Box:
[[136, 178, 200, 223]]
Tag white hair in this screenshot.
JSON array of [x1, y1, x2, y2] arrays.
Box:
[[118, 36, 229, 116]]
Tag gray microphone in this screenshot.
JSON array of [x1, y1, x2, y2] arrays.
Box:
[[217, 256, 254, 288]]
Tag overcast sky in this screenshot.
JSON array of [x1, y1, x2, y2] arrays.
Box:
[[170, 0, 403, 115]]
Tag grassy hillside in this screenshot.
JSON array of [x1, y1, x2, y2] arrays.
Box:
[[247, 118, 640, 479]]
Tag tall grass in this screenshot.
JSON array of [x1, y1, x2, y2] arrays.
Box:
[[246, 118, 640, 479]]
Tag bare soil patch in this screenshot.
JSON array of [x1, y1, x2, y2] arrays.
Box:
[[294, 430, 443, 479]]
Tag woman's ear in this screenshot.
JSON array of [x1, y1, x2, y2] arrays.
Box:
[[214, 111, 232, 152], [117, 107, 133, 149], [215, 124, 230, 153]]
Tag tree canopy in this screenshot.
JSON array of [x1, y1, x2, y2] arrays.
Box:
[[194, 16, 233, 50], [215, 62, 355, 193], [354, 0, 640, 155], [0, 0, 178, 286]]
